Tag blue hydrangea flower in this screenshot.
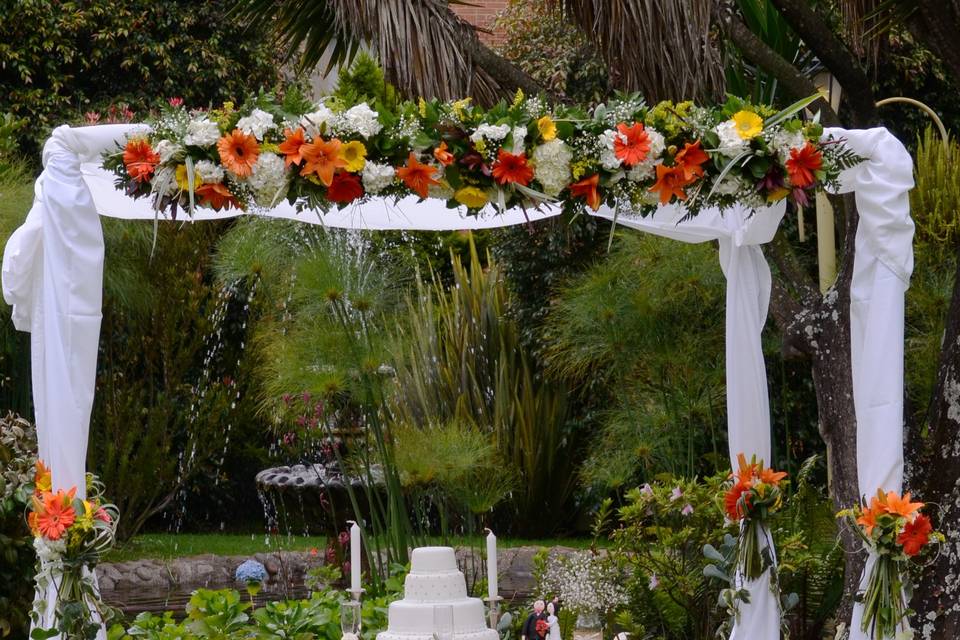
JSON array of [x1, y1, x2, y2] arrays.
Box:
[[235, 559, 268, 584]]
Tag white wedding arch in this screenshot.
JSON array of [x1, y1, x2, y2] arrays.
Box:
[[2, 123, 913, 640]]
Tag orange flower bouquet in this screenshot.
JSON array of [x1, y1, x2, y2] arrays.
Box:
[[27, 461, 120, 637], [723, 453, 788, 580], [838, 490, 942, 639]]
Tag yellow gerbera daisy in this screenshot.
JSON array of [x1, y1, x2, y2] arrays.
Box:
[[537, 115, 557, 141], [732, 110, 763, 140], [175, 164, 203, 192], [455, 187, 489, 209], [339, 140, 367, 173]]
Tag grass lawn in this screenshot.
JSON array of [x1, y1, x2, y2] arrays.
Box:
[[106, 532, 602, 563], [0, 164, 34, 241]]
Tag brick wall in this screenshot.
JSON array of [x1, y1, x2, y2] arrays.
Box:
[[451, 0, 509, 45]]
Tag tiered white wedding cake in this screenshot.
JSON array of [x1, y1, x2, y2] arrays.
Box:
[[376, 547, 498, 640]]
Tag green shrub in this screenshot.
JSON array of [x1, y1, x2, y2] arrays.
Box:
[[0, 0, 282, 155], [0, 413, 38, 639]]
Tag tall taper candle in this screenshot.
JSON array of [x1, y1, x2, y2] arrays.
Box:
[[486, 528, 498, 600], [350, 521, 361, 593]]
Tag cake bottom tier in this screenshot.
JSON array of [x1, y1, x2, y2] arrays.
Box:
[[381, 599, 491, 634]]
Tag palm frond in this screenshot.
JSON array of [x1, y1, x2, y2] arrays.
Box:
[[548, 0, 725, 101], [232, 0, 513, 104]]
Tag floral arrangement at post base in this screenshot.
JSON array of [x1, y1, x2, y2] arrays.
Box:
[[703, 454, 790, 634], [103, 89, 862, 223], [27, 461, 120, 640], [837, 490, 943, 639]]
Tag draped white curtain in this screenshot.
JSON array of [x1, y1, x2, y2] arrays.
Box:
[[2, 124, 913, 640]]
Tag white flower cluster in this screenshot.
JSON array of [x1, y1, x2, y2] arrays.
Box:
[[236, 108, 277, 140], [470, 123, 511, 144], [767, 127, 806, 163], [335, 103, 383, 138], [395, 114, 422, 142], [195, 159, 224, 185], [533, 139, 573, 196], [510, 125, 528, 154], [362, 161, 396, 194], [598, 129, 625, 170], [714, 120, 749, 157], [184, 118, 221, 147], [247, 153, 289, 207], [155, 140, 183, 164], [300, 104, 336, 138], [539, 551, 628, 615], [524, 96, 548, 118]]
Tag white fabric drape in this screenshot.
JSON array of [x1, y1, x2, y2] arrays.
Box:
[[823, 127, 914, 640], [595, 201, 785, 640], [1, 124, 914, 639]]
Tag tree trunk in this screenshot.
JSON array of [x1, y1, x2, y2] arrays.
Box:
[[908, 247, 960, 639]]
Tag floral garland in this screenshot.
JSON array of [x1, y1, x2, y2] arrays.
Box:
[[103, 90, 861, 219], [838, 491, 943, 639], [27, 461, 120, 639]]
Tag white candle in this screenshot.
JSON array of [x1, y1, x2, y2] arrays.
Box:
[[486, 529, 498, 600], [350, 521, 361, 592]]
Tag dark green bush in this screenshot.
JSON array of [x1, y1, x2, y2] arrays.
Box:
[[0, 413, 37, 639], [0, 0, 282, 155]]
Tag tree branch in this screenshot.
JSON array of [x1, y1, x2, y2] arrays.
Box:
[[768, 0, 878, 126], [717, 11, 842, 127]]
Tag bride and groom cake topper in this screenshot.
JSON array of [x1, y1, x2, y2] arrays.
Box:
[[521, 598, 561, 640]]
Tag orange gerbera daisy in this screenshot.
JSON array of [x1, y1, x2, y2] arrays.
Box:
[[195, 182, 239, 210], [123, 138, 160, 182], [300, 138, 346, 186], [35, 488, 77, 541], [327, 172, 364, 203], [649, 164, 690, 204], [569, 174, 601, 211], [492, 149, 534, 186], [674, 141, 710, 182], [613, 122, 651, 167], [724, 482, 752, 521], [217, 129, 260, 178], [396, 152, 440, 198], [278, 128, 307, 168], [786, 142, 823, 189], [433, 141, 455, 166], [882, 491, 924, 522], [897, 513, 932, 556]]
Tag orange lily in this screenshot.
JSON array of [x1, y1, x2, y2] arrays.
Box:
[[759, 467, 788, 486], [882, 491, 924, 522], [648, 164, 689, 204], [674, 141, 709, 182], [278, 128, 307, 167], [569, 174, 601, 211], [396, 152, 440, 198], [433, 141, 455, 166], [300, 138, 346, 186]]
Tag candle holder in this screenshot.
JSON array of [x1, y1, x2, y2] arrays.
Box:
[[347, 587, 366, 602], [483, 595, 504, 630]]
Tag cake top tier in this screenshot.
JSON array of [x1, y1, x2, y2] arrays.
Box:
[[410, 547, 459, 574]]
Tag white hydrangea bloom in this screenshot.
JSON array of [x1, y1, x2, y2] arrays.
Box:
[[532, 139, 573, 197], [510, 125, 528, 154], [769, 127, 806, 163], [154, 139, 182, 164], [338, 103, 382, 138], [247, 153, 289, 207], [712, 174, 744, 196], [183, 118, 221, 147], [194, 160, 224, 185], [646, 127, 666, 158], [469, 123, 511, 144], [362, 161, 396, 194], [598, 129, 624, 171], [300, 105, 335, 138], [714, 120, 749, 157], [236, 108, 277, 141]]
